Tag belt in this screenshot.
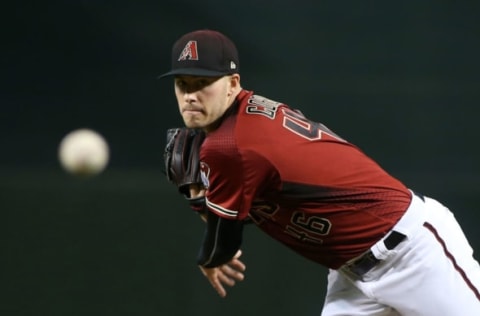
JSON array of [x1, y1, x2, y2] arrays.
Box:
[[343, 191, 425, 278], [344, 230, 406, 277]]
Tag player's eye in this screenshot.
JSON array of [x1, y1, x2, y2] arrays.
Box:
[[197, 79, 207, 86], [175, 79, 186, 88], [175, 76, 220, 92], [198, 77, 222, 88]]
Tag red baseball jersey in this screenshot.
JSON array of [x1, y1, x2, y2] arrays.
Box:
[[199, 90, 412, 269]]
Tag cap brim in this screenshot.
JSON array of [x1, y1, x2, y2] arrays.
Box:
[[157, 68, 230, 79]]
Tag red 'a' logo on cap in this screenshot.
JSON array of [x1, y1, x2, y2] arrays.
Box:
[[178, 41, 198, 61]]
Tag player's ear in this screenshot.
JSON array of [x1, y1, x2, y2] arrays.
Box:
[[228, 73, 241, 90]]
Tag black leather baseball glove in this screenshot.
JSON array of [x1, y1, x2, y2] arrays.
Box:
[[164, 127, 206, 198]]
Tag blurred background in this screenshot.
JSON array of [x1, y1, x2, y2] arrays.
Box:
[[2, 1, 479, 315]]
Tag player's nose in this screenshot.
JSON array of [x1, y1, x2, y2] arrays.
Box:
[[183, 90, 198, 102]]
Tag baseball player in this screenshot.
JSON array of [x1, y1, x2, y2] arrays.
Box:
[[161, 29, 480, 315]]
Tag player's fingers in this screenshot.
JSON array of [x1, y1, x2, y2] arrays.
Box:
[[229, 249, 246, 272], [199, 266, 227, 298], [208, 273, 228, 297], [209, 278, 227, 298], [219, 269, 237, 286], [229, 258, 246, 272], [221, 264, 245, 281], [233, 249, 242, 259]]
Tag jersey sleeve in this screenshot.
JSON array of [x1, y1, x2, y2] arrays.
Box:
[[196, 210, 244, 268], [201, 145, 278, 221]]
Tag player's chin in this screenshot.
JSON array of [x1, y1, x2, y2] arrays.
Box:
[[182, 117, 206, 129]]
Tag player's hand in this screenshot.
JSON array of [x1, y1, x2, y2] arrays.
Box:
[[198, 250, 246, 298], [189, 184, 205, 198], [190, 184, 207, 222]]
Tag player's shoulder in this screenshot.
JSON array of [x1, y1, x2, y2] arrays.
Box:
[[202, 90, 289, 152], [238, 90, 287, 120], [201, 114, 238, 158]]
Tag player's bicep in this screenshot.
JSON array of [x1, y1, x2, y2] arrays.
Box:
[[196, 210, 244, 268]]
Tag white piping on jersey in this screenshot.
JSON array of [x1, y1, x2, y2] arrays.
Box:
[[203, 217, 222, 266], [205, 198, 238, 218]]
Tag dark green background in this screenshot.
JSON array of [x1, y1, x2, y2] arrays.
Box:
[[2, 1, 479, 315]]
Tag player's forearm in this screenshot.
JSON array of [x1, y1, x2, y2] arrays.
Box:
[[196, 211, 244, 268]]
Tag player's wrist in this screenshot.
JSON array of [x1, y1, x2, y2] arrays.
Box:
[[187, 196, 207, 214]]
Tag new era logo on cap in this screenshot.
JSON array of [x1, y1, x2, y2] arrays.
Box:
[[159, 29, 240, 78]]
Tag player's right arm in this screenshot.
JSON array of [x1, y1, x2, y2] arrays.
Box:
[[189, 184, 246, 297], [198, 249, 245, 298], [196, 210, 244, 267], [189, 185, 245, 262], [196, 210, 246, 297]]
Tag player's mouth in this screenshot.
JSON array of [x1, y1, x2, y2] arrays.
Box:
[[182, 106, 204, 115]]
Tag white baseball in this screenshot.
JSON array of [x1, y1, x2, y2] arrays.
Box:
[[58, 128, 110, 177]]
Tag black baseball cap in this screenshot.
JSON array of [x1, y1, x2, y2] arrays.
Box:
[[159, 29, 239, 78]]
